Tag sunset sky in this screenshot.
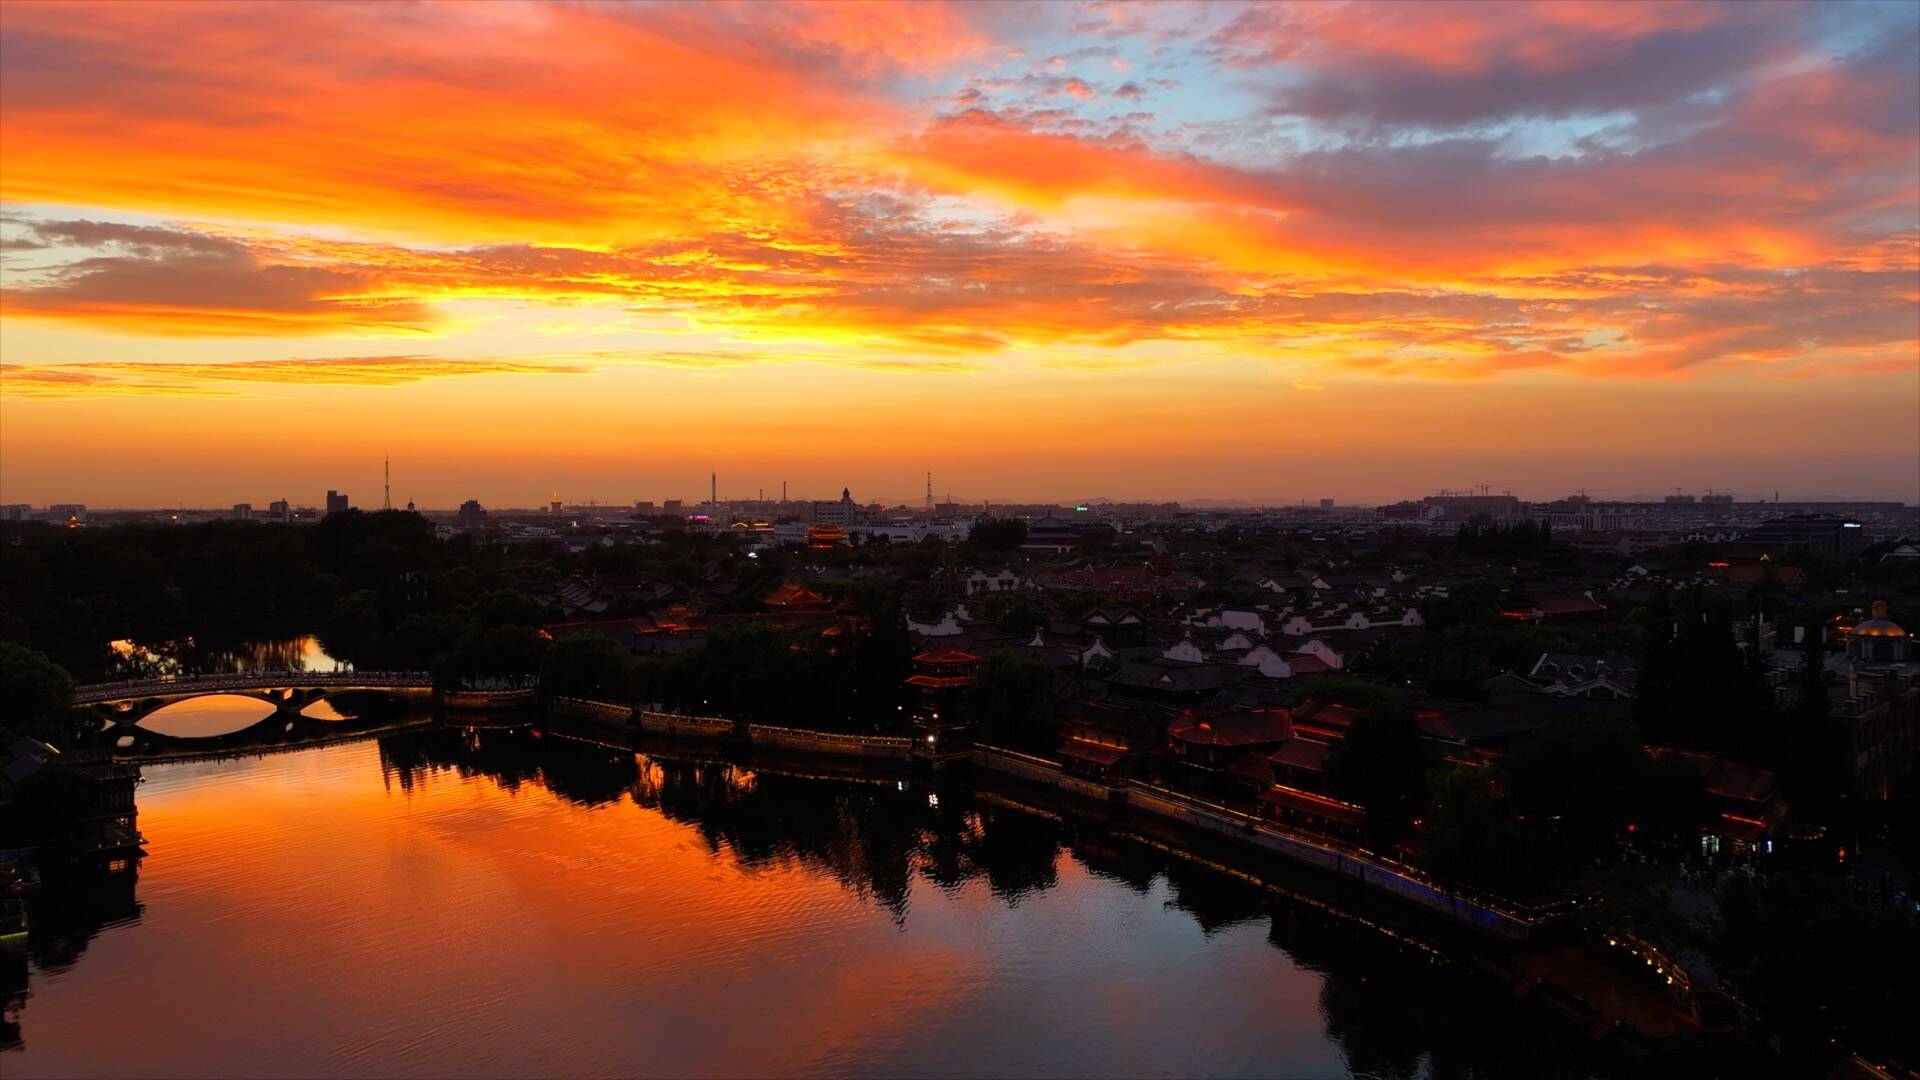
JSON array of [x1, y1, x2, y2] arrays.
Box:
[[2, 0, 1916, 508]]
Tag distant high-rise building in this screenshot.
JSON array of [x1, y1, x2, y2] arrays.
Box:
[[811, 488, 861, 525], [1, 504, 28, 521], [457, 499, 489, 526], [1319, 498, 1335, 510], [1420, 493, 1520, 520], [325, 491, 350, 515], [1744, 515, 1866, 560], [49, 503, 86, 521], [232, 503, 253, 520], [663, 499, 683, 514], [634, 500, 655, 514], [268, 499, 291, 522]]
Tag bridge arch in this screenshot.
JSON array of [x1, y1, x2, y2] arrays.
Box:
[[80, 672, 435, 749]]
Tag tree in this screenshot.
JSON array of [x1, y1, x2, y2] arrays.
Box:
[[1712, 872, 1920, 1069], [0, 641, 83, 748], [1422, 766, 1520, 893], [3, 766, 105, 851], [1633, 589, 1678, 738], [1323, 706, 1433, 849], [1417, 576, 1504, 635], [539, 632, 635, 702], [844, 588, 911, 729], [471, 589, 555, 629], [1633, 587, 1771, 752], [1501, 717, 1702, 879], [1425, 718, 1704, 897], [966, 650, 1057, 751], [1287, 675, 1404, 713], [974, 595, 1045, 635], [363, 611, 465, 671], [968, 517, 1028, 552], [1781, 626, 1846, 827], [697, 622, 802, 724], [1454, 518, 1553, 558], [319, 589, 383, 666], [438, 623, 547, 689]]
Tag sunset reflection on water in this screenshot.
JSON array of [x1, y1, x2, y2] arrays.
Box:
[[5, 730, 1609, 1078]]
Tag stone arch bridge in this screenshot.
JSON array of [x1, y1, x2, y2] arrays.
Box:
[[77, 671, 435, 735]]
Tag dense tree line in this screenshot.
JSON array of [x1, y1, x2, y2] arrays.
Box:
[[1711, 871, 1920, 1070], [619, 589, 911, 732], [0, 521, 334, 678], [966, 517, 1028, 552], [0, 640, 84, 748], [1324, 705, 1433, 851], [1422, 718, 1704, 900], [0, 513, 828, 680], [1632, 587, 1774, 754], [1452, 517, 1553, 559], [0, 515, 930, 720], [1360, 575, 1641, 698], [966, 650, 1058, 750], [1631, 586, 1860, 837]]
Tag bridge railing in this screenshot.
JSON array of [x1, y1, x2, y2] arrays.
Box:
[[75, 670, 432, 703]]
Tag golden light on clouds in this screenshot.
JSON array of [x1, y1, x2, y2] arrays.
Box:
[[1, 0, 1914, 504]]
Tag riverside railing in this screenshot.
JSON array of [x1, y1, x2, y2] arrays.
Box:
[[75, 671, 432, 702], [970, 742, 1578, 937], [1117, 779, 1574, 931], [744, 722, 913, 758], [552, 696, 635, 721]]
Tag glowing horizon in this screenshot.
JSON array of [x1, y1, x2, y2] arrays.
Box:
[[2, 0, 1916, 507]]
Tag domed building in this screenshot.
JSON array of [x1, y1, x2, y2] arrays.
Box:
[[1848, 601, 1912, 663]]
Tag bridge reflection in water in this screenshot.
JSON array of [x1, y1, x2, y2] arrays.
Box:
[[77, 672, 438, 754], [6, 726, 1624, 1078]]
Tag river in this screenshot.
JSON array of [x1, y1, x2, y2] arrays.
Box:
[[4, 727, 1618, 1078]]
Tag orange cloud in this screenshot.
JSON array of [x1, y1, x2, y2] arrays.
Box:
[[0, 355, 592, 399], [0, 344, 983, 401], [0, 1, 885, 247], [0, 0, 1913, 391]]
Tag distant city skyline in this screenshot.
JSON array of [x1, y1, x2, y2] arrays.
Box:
[[6, 463, 1914, 512]]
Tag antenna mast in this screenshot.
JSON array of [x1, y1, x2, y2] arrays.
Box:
[[384, 455, 391, 510]]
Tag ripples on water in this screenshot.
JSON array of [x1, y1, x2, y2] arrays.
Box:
[[4, 730, 1616, 1079]]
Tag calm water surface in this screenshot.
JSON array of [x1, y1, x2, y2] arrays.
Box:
[[125, 692, 362, 739], [5, 730, 1611, 1078], [134, 694, 280, 738], [107, 635, 346, 679]]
